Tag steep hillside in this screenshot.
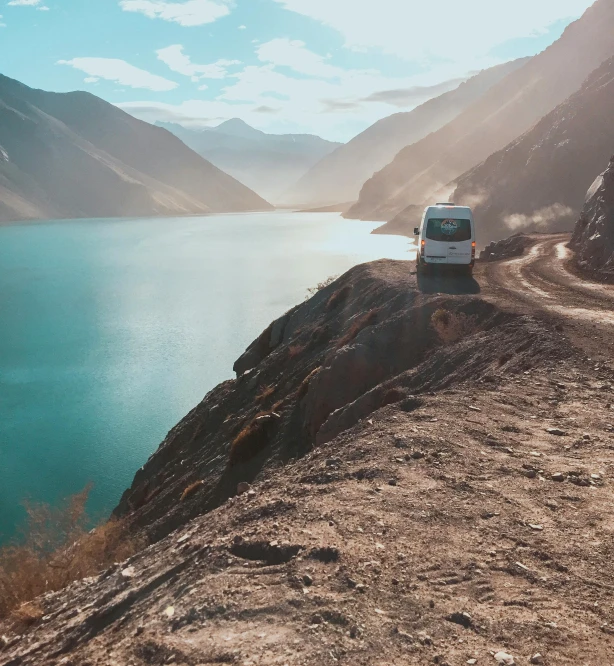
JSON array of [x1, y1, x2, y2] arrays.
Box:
[[4, 259, 614, 664], [0, 75, 271, 223], [452, 57, 614, 245], [284, 59, 529, 208], [158, 119, 340, 203], [570, 156, 614, 280], [348, 0, 614, 222]]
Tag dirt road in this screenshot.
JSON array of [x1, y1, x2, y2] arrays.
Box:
[[478, 234, 614, 360]]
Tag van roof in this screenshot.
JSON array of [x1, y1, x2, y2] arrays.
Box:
[[426, 204, 472, 211]]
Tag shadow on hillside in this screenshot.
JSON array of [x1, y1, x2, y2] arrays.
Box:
[[417, 270, 481, 295]]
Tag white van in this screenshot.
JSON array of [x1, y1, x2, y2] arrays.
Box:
[[414, 203, 476, 274]]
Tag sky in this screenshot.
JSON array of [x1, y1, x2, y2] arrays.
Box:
[[0, 0, 597, 141]]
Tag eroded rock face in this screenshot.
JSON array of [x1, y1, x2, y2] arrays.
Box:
[[570, 156, 614, 280]]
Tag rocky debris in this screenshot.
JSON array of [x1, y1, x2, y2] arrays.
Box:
[[530, 654, 545, 665], [570, 155, 614, 281], [494, 651, 515, 665], [546, 427, 567, 436], [479, 234, 536, 262]]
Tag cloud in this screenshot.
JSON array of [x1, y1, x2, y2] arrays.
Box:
[[7, 0, 49, 8], [58, 58, 178, 92], [320, 99, 361, 112], [119, 0, 233, 27], [272, 0, 594, 61], [0, 14, 5, 26], [361, 77, 467, 107], [238, 24, 246, 29], [256, 38, 345, 79], [253, 105, 280, 114], [156, 44, 240, 81]]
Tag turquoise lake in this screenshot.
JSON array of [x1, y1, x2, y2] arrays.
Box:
[[0, 212, 412, 541]]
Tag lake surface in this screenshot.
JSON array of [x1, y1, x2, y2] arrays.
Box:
[[0, 212, 413, 541]]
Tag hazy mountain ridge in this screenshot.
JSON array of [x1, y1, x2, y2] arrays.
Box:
[[157, 119, 341, 203], [0, 75, 272, 223], [347, 0, 614, 222], [452, 55, 614, 244], [283, 58, 530, 208]]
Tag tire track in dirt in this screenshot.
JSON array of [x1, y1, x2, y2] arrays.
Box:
[[478, 233, 614, 357]]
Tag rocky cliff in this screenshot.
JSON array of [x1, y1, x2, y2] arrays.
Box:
[[452, 56, 614, 245], [3, 259, 614, 664], [0, 76, 272, 223], [347, 0, 614, 223], [570, 156, 614, 280]]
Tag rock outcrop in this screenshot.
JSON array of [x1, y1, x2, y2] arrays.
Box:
[[0, 76, 272, 223], [479, 234, 537, 262], [452, 56, 614, 245], [347, 0, 614, 223], [570, 156, 614, 280]]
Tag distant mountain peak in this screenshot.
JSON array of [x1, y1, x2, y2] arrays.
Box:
[[214, 118, 265, 139]]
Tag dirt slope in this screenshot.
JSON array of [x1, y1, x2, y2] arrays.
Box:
[[3, 247, 614, 665], [347, 0, 614, 222]]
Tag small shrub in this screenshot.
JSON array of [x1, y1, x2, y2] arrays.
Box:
[[336, 309, 380, 348], [327, 285, 351, 311], [180, 480, 204, 502], [307, 275, 339, 297], [381, 388, 406, 407], [296, 367, 321, 401], [431, 309, 478, 345], [0, 488, 143, 623], [255, 385, 275, 404], [288, 344, 305, 359], [229, 413, 278, 466]]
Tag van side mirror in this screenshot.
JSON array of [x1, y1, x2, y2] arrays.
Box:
[[413, 227, 420, 236]]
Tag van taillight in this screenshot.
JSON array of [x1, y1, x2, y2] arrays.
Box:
[[421, 239, 426, 255], [471, 241, 476, 258]]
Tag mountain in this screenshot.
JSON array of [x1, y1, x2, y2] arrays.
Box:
[[452, 56, 614, 245], [570, 155, 614, 280], [283, 58, 530, 208], [347, 0, 614, 222], [157, 119, 341, 203], [0, 75, 272, 224]]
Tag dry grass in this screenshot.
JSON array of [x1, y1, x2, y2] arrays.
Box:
[[0, 487, 144, 625], [327, 285, 351, 311], [296, 367, 321, 401], [180, 480, 204, 502], [307, 275, 339, 297], [255, 385, 275, 404], [288, 344, 305, 359], [336, 309, 380, 348], [431, 309, 479, 345], [229, 413, 279, 467]]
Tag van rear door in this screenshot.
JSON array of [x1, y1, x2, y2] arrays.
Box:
[[426, 218, 472, 265]]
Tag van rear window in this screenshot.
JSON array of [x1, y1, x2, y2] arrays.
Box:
[[426, 218, 472, 242]]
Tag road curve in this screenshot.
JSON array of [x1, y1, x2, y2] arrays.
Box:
[[478, 234, 614, 358]]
